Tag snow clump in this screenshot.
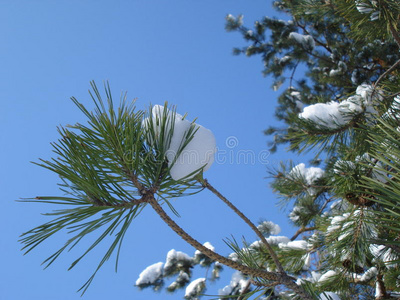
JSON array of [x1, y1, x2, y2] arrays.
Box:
[[185, 278, 206, 299], [143, 105, 216, 180], [135, 262, 164, 286], [289, 32, 315, 51], [298, 84, 381, 129]]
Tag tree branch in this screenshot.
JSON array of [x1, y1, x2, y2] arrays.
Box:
[[146, 192, 313, 299], [201, 178, 285, 274], [389, 22, 400, 48], [291, 226, 316, 241], [373, 58, 400, 89]]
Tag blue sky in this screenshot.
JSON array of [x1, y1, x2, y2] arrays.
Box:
[[0, 1, 304, 299]]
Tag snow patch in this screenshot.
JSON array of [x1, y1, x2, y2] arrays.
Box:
[[279, 240, 308, 250], [299, 84, 381, 129], [135, 262, 164, 286], [320, 292, 341, 300], [360, 267, 378, 282], [257, 220, 281, 235], [194, 242, 215, 256], [318, 270, 337, 283], [288, 163, 324, 195], [185, 278, 206, 299], [289, 32, 315, 50], [219, 272, 249, 298], [164, 249, 193, 273], [144, 105, 216, 180]]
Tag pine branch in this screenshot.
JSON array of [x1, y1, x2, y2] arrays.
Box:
[[200, 178, 285, 274], [125, 169, 146, 195], [146, 191, 313, 299], [374, 58, 400, 88], [295, 20, 332, 53], [389, 22, 400, 48], [290, 226, 316, 241]]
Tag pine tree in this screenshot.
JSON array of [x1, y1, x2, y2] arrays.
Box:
[[20, 0, 400, 299]]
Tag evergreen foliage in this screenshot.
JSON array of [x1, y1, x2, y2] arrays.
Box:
[[21, 0, 400, 299]]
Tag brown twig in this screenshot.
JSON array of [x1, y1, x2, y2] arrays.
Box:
[[291, 226, 316, 241], [389, 22, 400, 48], [373, 58, 400, 89]]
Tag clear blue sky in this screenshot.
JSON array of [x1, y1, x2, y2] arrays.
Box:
[[1, 1, 303, 299]]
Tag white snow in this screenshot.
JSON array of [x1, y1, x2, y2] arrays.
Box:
[[144, 105, 216, 180], [333, 160, 356, 175], [228, 252, 239, 262], [289, 163, 325, 185], [270, 222, 281, 235], [288, 163, 325, 195], [299, 101, 345, 128], [356, 0, 374, 14], [299, 84, 381, 129], [318, 270, 337, 283], [249, 235, 290, 250], [218, 272, 249, 298], [329, 61, 347, 77], [169, 123, 216, 180], [356, 0, 379, 20], [311, 271, 322, 282], [327, 215, 347, 234], [375, 281, 384, 298], [164, 249, 193, 271], [303, 253, 311, 270], [135, 262, 164, 286], [194, 242, 215, 257], [267, 235, 291, 246], [257, 220, 281, 235], [279, 55, 291, 64], [296, 271, 321, 286], [289, 206, 301, 223], [370, 244, 395, 266], [279, 240, 308, 250], [289, 32, 315, 50], [168, 271, 190, 291], [185, 278, 206, 299], [320, 292, 341, 300], [335, 154, 387, 183], [360, 267, 378, 282]]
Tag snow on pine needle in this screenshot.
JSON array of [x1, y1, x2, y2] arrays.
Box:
[[298, 84, 382, 129], [143, 105, 216, 181]]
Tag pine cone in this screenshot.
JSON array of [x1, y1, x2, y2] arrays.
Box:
[[345, 192, 374, 206], [342, 259, 364, 274]]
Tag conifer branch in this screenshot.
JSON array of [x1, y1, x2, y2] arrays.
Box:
[[146, 191, 313, 299], [125, 169, 146, 195], [290, 226, 316, 241], [389, 22, 400, 48], [295, 20, 332, 53], [374, 58, 400, 89], [250, 279, 279, 288], [200, 179, 285, 274]]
